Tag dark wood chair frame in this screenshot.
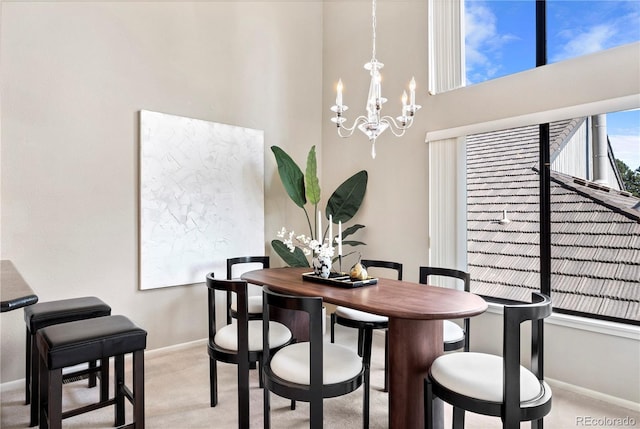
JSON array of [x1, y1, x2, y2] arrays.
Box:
[[262, 286, 371, 429], [424, 292, 553, 429], [226, 256, 269, 324], [207, 274, 291, 429], [418, 266, 471, 352], [330, 259, 402, 392]]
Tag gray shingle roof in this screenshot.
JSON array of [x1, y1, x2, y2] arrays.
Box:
[[467, 119, 640, 322]]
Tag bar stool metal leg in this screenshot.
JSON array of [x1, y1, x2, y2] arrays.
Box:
[[38, 351, 63, 429], [133, 349, 145, 428], [115, 355, 125, 426], [100, 358, 109, 402], [88, 361, 97, 388], [30, 331, 39, 426]]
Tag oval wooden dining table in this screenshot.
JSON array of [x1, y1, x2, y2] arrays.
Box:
[[242, 267, 488, 429]]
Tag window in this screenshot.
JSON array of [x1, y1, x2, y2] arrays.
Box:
[[465, 0, 535, 84], [547, 0, 640, 64], [464, 0, 640, 84], [460, 1, 640, 323], [466, 115, 640, 324]]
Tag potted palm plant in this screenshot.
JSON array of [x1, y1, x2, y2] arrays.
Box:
[[271, 145, 367, 271]]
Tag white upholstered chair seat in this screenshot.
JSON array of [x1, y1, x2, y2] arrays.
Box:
[[215, 320, 291, 352], [271, 342, 363, 385], [336, 307, 465, 345], [230, 295, 263, 314], [430, 352, 543, 403], [335, 306, 388, 323], [443, 320, 465, 344]]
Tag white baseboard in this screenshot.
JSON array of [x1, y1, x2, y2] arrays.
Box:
[[0, 378, 23, 393], [145, 338, 207, 357], [0, 339, 209, 394], [547, 377, 640, 412]]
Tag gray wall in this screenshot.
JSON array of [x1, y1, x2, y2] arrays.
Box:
[[1, 1, 323, 382]]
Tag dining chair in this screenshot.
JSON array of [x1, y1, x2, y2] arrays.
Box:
[[262, 286, 371, 429], [206, 274, 292, 429], [226, 256, 269, 324], [330, 259, 402, 392], [424, 292, 552, 429], [419, 266, 471, 352]]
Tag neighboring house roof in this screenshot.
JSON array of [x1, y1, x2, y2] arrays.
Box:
[[467, 119, 640, 322]]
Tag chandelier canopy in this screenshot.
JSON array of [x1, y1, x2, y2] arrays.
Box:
[[330, 0, 421, 159]]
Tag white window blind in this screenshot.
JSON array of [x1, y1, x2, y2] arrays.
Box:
[[427, 0, 467, 270]]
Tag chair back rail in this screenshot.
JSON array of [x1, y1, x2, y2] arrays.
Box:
[[419, 266, 471, 352], [226, 256, 270, 280], [361, 259, 403, 280], [503, 292, 552, 427], [226, 256, 269, 324]]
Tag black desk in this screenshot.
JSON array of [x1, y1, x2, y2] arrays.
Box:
[[1, 260, 38, 312]]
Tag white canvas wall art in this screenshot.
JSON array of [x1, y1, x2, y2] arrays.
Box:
[[139, 110, 264, 290]]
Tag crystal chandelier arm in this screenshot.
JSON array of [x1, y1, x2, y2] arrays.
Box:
[[385, 126, 407, 138], [336, 116, 370, 138], [380, 115, 413, 136]]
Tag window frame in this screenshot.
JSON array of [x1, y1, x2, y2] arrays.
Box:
[[426, 0, 640, 325]]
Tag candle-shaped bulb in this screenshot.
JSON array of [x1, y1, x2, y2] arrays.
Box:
[[336, 79, 343, 106], [409, 77, 416, 106]]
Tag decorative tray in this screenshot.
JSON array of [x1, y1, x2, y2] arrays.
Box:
[[302, 272, 378, 288]]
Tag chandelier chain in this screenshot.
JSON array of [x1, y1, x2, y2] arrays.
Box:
[[371, 0, 377, 61]]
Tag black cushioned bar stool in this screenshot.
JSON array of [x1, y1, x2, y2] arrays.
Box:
[[36, 315, 147, 429], [24, 296, 111, 427]]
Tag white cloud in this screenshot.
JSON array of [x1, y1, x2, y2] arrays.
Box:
[[609, 134, 640, 170], [550, 3, 640, 63], [465, 1, 517, 83], [551, 24, 617, 62]]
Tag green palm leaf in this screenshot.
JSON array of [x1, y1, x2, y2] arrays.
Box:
[[341, 224, 365, 239], [271, 146, 306, 208], [305, 146, 321, 205], [271, 240, 310, 267], [326, 170, 368, 223]]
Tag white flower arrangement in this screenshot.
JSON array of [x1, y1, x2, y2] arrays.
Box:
[[277, 227, 336, 259]]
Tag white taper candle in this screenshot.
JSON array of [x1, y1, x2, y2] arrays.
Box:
[[329, 215, 333, 247]]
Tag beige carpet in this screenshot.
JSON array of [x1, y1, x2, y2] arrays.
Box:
[[1, 326, 639, 428]]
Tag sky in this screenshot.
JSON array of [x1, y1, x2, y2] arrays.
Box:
[[465, 0, 640, 170]]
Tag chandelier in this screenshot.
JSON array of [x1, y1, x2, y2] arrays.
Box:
[[330, 0, 421, 159]]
